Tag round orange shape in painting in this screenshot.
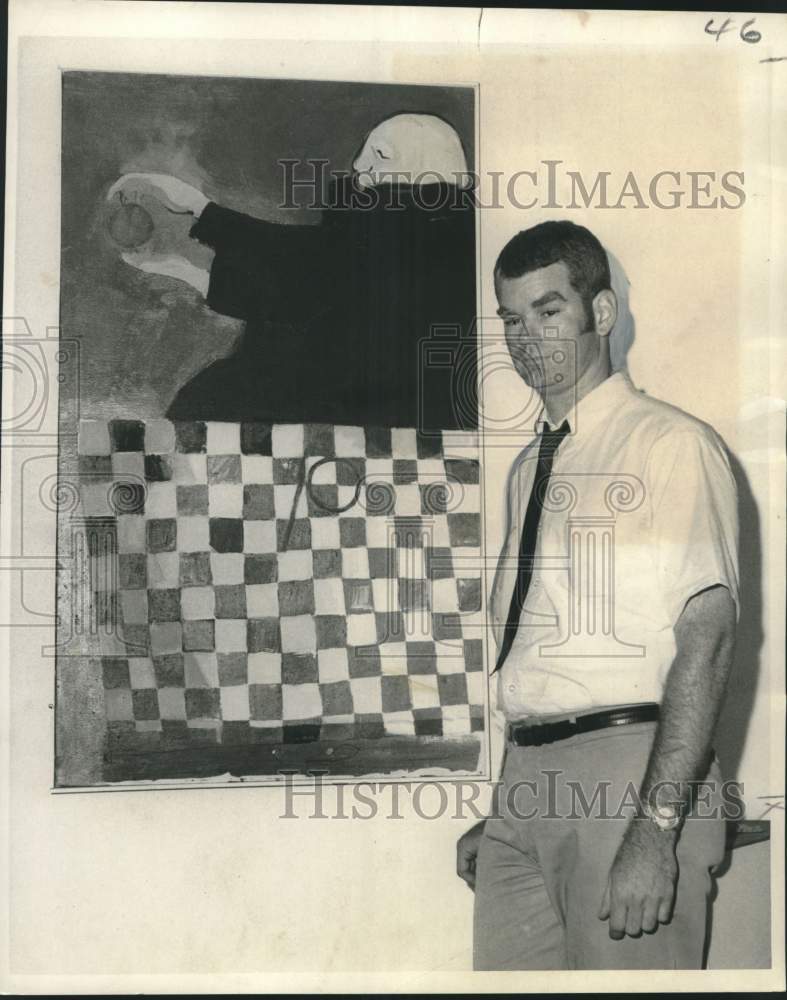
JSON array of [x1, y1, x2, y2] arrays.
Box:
[[106, 202, 154, 249]]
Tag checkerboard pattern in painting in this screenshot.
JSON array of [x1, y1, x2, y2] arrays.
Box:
[[77, 419, 485, 745]]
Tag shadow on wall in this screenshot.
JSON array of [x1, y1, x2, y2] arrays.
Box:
[[605, 255, 760, 787], [705, 835, 771, 969], [608, 250, 635, 374], [717, 451, 764, 785]]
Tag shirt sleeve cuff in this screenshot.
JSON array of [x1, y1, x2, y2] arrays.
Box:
[[666, 576, 741, 628], [189, 201, 227, 247]]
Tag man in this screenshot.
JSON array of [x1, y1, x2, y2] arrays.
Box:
[[457, 221, 739, 970], [107, 113, 476, 429]]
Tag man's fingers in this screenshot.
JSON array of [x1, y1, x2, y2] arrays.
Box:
[[460, 862, 476, 891], [624, 901, 644, 938], [641, 899, 660, 934], [456, 837, 480, 891], [456, 849, 476, 889], [608, 896, 628, 940], [456, 846, 474, 874], [598, 881, 610, 921], [657, 893, 674, 925]]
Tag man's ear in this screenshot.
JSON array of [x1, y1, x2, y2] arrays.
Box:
[[592, 288, 618, 338]]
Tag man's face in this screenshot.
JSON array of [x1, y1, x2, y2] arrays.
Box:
[[495, 261, 600, 394]]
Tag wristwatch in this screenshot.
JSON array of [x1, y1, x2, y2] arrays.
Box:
[[642, 801, 683, 832]]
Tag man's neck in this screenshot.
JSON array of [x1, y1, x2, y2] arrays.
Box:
[[541, 359, 612, 428]]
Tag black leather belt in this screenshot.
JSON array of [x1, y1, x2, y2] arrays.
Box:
[[508, 704, 660, 747]]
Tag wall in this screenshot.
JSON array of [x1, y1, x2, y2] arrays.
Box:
[[3, 4, 783, 990], [708, 840, 772, 970]]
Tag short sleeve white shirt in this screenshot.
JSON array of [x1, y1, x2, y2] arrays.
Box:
[[489, 372, 739, 721]]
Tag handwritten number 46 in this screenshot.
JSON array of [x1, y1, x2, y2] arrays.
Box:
[[705, 17, 762, 45]]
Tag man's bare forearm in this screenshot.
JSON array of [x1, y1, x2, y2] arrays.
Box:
[[638, 584, 737, 820], [598, 585, 737, 938]]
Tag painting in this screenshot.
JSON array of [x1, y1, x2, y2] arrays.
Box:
[[54, 72, 485, 786]]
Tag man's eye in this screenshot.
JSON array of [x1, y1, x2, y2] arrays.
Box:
[[502, 317, 520, 328], [540, 309, 559, 318]]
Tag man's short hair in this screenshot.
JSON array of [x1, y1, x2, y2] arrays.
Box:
[[495, 221, 612, 321]]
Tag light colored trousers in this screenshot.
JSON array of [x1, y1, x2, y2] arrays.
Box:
[[473, 721, 727, 970]]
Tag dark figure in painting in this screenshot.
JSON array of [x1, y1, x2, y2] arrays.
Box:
[[109, 113, 477, 430]]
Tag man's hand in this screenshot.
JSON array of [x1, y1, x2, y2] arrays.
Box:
[[457, 820, 486, 891], [107, 173, 210, 217], [598, 819, 678, 939]]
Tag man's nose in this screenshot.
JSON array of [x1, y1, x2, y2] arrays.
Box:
[[515, 319, 535, 340]]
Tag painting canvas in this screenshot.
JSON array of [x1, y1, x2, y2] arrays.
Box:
[[54, 72, 485, 786]]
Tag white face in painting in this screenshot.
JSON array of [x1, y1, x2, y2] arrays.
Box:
[[352, 113, 469, 189]]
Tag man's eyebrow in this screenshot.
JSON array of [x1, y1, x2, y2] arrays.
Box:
[[530, 291, 567, 309]]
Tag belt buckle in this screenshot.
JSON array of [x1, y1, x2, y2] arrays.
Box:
[[509, 724, 525, 746]]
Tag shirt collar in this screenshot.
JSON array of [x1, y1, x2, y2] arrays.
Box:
[[534, 371, 634, 439]]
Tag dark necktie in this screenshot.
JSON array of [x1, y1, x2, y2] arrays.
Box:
[[494, 419, 571, 673]]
